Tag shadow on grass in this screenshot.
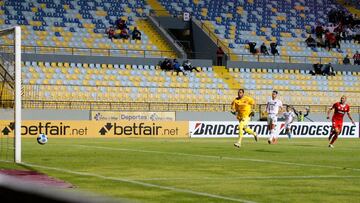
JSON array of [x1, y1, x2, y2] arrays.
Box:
[[254, 149, 283, 153]]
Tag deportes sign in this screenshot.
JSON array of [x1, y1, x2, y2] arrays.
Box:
[[189, 121, 359, 138], [91, 111, 175, 121]]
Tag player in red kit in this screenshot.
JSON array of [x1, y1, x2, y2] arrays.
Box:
[[326, 95, 355, 148]]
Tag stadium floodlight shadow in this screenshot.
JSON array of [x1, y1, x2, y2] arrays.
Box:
[[0, 174, 128, 203]]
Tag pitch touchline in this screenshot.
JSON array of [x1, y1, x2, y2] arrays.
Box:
[[74, 144, 360, 172], [19, 162, 254, 203]]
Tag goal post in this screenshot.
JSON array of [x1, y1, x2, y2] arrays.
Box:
[[0, 26, 21, 163]]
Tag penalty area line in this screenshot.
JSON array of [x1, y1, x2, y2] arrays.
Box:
[[73, 144, 360, 172], [20, 162, 256, 203]]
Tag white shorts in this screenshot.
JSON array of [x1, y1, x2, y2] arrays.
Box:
[[267, 114, 278, 125], [284, 122, 292, 129]]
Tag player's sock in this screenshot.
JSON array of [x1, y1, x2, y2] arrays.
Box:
[[237, 124, 244, 146], [330, 134, 338, 145], [328, 131, 335, 141], [244, 128, 258, 142]]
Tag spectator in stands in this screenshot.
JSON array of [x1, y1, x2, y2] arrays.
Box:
[[305, 35, 317, 48], [270, 42, 279, 55], [343, 55, 350, 65], [335, 33, 341, 49], [260, 43, 269, 55], [105, 26, 115, 41], [119, 29, 129, 39], [355, 25, 360, 43], [172, 59, 186, 75], [248, 42, 257, 54], [315, 24, 324, 39], [160, 58, 172, 71], [354, 51, 360, 65], [183, 60, 199, 72], [310, 63, 323, 75], [216, 46, 225, 66], [116, 19, 128, 30], [316, 35, 326, 48], [131, 27, 141, 40], [325, 31, 336, 51], [323, 63, 336, 76], [293, 107, 310, 122]]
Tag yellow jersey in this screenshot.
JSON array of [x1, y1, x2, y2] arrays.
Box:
[[231, 96, 255, 120]]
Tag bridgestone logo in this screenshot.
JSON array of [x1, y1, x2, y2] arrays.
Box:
[[193, 123, 238, 135], [189, 122, 359, 138]]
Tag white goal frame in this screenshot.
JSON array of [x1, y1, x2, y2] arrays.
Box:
[[0, 26, 21, 163]]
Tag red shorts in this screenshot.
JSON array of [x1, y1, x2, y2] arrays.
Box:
[[332, 120, 343, 132]]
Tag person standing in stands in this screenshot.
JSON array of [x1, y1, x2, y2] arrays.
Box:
[[353, 51, 360, 65], [216, 46, 225, 66], [260, 43, 269, 55], [248, 42, 257, 54], [270, 42, 279, 55], [231, 89, 258, 148], [343, 55, 350, 65]]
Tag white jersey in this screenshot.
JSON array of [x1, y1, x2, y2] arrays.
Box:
[[266, 98, 283, 115], [283, 111, 296, 124]]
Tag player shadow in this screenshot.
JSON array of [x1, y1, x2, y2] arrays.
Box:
[[292, 144, 317, 147], [254, 149, 283, 153]]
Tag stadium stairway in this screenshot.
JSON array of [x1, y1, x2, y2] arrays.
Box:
[[213, 66, 240, 89], [146, 0, 171, 16]]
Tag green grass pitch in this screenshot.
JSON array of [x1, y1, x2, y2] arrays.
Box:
[[1, 138, 360, 203]]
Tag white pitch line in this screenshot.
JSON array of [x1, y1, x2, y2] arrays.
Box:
[[74, 144, 360, 172], [19, 162, 255, 203], [134, 175, 360, 181]]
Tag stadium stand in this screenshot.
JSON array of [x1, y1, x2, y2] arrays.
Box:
[[0, 0, 359, 114], [20, 60, 359, 113], [0, 0, 177, 58], [158, 0, 360, 63]]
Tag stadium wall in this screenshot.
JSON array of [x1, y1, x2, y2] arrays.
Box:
[[147, 16, 186, 58], [191, 19, 219, 64], [22, 54, 213, 67], [155, 16, 189, 29]]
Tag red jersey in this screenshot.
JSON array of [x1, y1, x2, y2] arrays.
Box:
[[332, 102, 350, 122]]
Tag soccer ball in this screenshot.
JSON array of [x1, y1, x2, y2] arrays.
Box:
[[37, 134, 48, 145]]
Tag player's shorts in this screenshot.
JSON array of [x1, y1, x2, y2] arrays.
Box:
[[267, 114, 278, 125], [332, 119, 343, 132], [284, 122, 292, 129], [238, 117, 251, 127]]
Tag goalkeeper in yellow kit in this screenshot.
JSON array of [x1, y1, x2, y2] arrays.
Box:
[[231, 89, 258, 148]]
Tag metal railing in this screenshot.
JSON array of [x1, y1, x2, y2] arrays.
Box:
[[227, 53, 343, 64], [0, 44, 175, 58], [3, 100, 356, 115]]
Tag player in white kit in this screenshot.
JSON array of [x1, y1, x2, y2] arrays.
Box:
[[283, 105, 296, 139], [266, 90, 283, 144]]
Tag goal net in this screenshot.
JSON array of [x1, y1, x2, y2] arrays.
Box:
[[0, 26, 21, 163]]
